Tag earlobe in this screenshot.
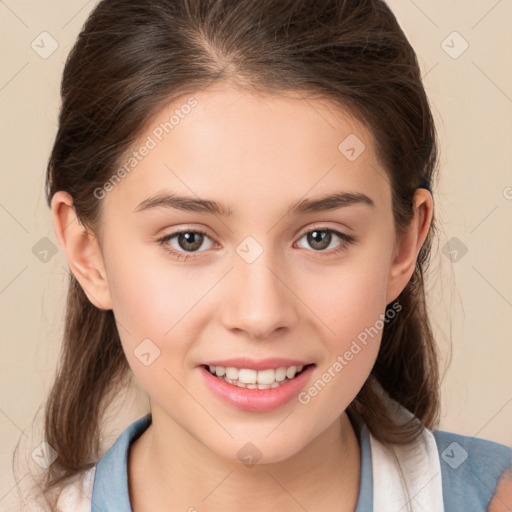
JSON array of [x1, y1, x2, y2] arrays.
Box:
[[51, 191, 113, 311], [385, 188, 433, 304]]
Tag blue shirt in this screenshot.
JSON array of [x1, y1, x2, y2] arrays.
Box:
[[90, 413, 511, 511]]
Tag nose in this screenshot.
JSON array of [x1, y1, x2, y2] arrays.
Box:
[[220, 251, 299, 340]]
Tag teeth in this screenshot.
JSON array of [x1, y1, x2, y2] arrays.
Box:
[[206, 364, 307, 385], [221, 376, 292, 389], [286, 366, 298, 379], [275, 367, 288, 382], [225, 367, 240, 380], [211, 365, 225, 376], [240, 369, 257, 384]]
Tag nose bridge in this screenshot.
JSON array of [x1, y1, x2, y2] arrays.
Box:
[[221, 240, 298, 339]]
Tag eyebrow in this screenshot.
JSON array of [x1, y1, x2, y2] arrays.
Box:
[[133, 190, 375, 216]]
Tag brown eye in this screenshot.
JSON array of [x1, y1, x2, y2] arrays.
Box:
[[176, 231, 205, 251], [306, 230, 332, 251], [157, 229, 215, 259], [296, 227, 355, 254]]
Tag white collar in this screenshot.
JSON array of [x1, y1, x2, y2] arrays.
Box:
[[368, 382, 444, 512]]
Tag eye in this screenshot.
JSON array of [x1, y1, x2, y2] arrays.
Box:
[[157, 226, 356, 261], [295, 227, 356, 256], [157, 229, 215, 261]]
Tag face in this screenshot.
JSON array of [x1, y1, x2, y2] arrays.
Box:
[[60, 84, 427, 465]]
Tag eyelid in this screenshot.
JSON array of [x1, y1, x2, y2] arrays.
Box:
[[297, 222, 353, 239]]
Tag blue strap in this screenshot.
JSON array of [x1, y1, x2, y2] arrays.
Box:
[[433, 429, 512, 511]]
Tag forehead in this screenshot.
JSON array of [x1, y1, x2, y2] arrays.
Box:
[[103, 85, 391, 220]]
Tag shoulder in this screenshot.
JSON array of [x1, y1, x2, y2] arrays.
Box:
[[432, 429, 512, 511], [55, 466, 96, 512]]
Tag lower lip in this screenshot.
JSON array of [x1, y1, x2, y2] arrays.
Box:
[[198, 364, 315, 412]]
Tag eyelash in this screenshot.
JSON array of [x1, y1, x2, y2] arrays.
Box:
[[156, 226, 357, 261]]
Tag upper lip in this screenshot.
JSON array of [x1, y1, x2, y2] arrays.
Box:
[[201, 357, 315, 371]]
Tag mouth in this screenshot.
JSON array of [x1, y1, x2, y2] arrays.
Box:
[[201, 363, 316, 389]]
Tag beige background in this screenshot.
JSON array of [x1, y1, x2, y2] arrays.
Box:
[[1, 0, 511, 505]]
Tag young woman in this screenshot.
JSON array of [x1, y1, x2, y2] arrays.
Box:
[[15, 0, 512, 510]]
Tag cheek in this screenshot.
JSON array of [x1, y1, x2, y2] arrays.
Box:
[[105, 235, 201, 337], [108, 265, 173, 339], [103, 242, 217, 380], [297, 270, 387, 419], [301, 249, 391, 394], [105, 253, 202, 408], [313, 257, 390, 343], [102, 241, 186, 363]]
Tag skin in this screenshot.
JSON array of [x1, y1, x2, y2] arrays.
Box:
[[51, 84, 434, 512], [487, 468, 512, 512]]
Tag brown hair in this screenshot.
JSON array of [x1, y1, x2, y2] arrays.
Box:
[[15, 0, 441, 508]]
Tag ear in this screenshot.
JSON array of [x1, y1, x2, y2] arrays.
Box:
[[51, 191, 113, 310], [385, 188, 433, 304]]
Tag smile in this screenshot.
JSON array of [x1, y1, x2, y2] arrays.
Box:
[[204, 364, 313, 389]]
